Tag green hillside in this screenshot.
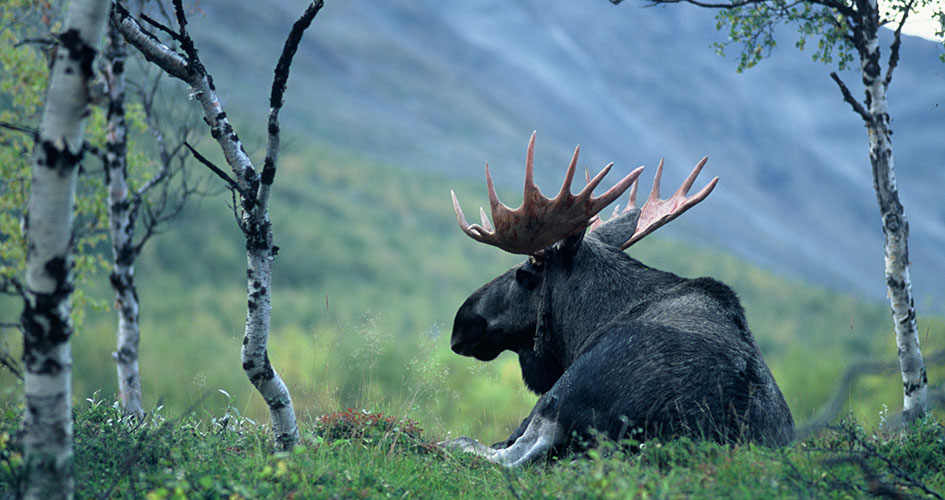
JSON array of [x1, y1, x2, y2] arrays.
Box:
[[1, 134, 942, 444]]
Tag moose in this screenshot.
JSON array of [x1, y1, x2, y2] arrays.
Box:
[[444, 132, 794, 467]]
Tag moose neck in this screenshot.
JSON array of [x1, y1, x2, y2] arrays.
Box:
[[540, 237, 684, 367]]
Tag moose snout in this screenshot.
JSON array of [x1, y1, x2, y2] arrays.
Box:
[[451, 306, 488, 355]]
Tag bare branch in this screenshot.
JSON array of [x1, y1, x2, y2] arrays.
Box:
[[0, 121, 38, 139], [111, 1, 189, 81], [643, 0, 855, 17], [797, 348, 945, 439], [829, 72, 871, 122], [138, 12, 182, 42], [0, 347, 22, 381], [14, 37, 56, 49], [884, 0, 914, 87], [259, 0, 325, 211], [183, 141, 245, 199]]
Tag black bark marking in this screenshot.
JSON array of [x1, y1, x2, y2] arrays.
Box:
[[58, 28, 98, 79], [40, 140, 83, 174], [898, 307, 916, 326], [261, 157, 275, 185], [115, 345, 137, 363], [249, 359, 275, 385], [903, 367, 927, 396]]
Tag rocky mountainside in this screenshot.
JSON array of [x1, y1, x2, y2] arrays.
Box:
[[182, 0, 945, 310]]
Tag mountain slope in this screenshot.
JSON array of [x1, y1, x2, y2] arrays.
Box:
[[180, 0, 945, 308]]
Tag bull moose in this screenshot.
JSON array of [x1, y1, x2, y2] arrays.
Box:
[[444, 132, 794, 467]]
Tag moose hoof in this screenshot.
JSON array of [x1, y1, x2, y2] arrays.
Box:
[[439, 436, 493, 456]]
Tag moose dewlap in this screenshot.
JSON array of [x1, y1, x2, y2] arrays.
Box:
[[444, 132, 794, 467]]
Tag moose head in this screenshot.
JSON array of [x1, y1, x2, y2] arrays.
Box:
[[444, 132, 794, 467]]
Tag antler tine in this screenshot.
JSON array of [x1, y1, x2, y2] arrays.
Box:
[[674, 156, 708, 198], [484, 161, 511, 221], [553, 145, 580, 204], [647, 158, 664, 203], [627, 175, 640, 209], [588, 165, 644, 212], [523, 131, 544, 203], [575, 162, 614, 206], [451, 190, 489, 243], [479, 207, 494, 233], [621, 157, 718, 250]]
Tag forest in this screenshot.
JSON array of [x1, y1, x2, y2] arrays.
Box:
[[1, 0, 945, 498]]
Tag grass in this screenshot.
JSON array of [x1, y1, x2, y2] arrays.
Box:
[[1, 399, 943, 499]]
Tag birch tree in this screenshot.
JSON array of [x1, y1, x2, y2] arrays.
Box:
[[101, 2, 198, 420], [609, 0, 944, 423], [20, 0, 110, 497], [112, 0, 325, 451], [1, 1, 109, 381]]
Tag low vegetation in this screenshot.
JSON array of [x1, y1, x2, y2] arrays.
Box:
[[0, 399, 943, 498]]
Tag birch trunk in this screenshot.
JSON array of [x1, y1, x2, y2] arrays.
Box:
[[103, 17, 145, 420], [21, 0, 109, 498], [244, 231, 299, 450], [112, 2, 311, 450], [858, 0, 927, 422]]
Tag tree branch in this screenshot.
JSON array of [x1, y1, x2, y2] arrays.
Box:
[[183, 141, 245, 199], [259, 0, 324, 211], [884, 0, 914, 87], [797, 348, 945, 439], [640, 0, 855, 17], [138, 12, 182, 42], [110, 1, 189, 81], [829, 72, 871, 122], [0, 347, 22, 381], [0, 121, 38, 139]]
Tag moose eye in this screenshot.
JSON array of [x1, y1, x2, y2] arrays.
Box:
[[515, 265, 542, 290]]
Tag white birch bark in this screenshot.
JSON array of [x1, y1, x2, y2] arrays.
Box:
[[103, 17, 145, 420], [21, 0, 109, 498], [111, 2, 317, 450], [856, 6, 927, 421]]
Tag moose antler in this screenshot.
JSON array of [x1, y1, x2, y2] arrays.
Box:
[[601, 157, 718, 250], [451, 131, 644, 255]]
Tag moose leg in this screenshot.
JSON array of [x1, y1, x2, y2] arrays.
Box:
[[442, 413, 563, 467], [492, 416, 530, 449]]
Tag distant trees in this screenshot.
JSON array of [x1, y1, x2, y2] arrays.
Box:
[[112, 0, 325, 451], [609, 0, 945, 423]]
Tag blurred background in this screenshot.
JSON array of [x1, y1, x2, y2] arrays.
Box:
[[1, 0, 944, 444]]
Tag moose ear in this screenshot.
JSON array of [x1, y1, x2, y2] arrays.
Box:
[[588, 209, 641, 249], [556, 231, 585, 257]]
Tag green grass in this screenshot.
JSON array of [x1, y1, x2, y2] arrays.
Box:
[[1, 400, 943, 499]]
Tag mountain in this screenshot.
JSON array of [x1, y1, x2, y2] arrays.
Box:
[[181, 0, 945, 309]]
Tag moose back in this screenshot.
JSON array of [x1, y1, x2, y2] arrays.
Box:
[[444, 133, 794, 467]]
